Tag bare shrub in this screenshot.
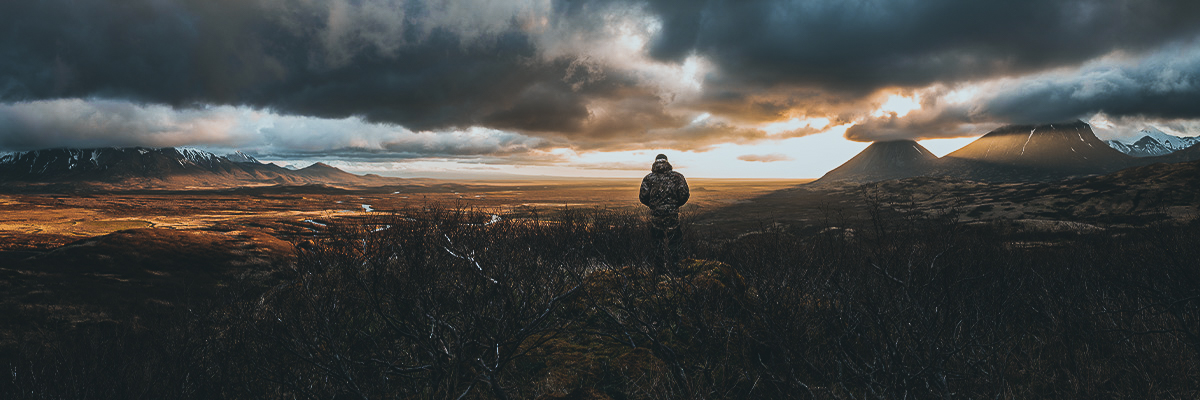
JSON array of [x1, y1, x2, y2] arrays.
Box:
[[5, 201, 1200, 399]]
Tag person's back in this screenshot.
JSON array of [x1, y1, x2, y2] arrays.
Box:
[[640, 155, 689, 214], [639, 154, 689, 272]]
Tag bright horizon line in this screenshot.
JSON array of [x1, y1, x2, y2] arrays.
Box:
[[258, 135, 983, 180]]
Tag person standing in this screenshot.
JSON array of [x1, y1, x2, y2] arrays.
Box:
[[640, 154, 689, 272]]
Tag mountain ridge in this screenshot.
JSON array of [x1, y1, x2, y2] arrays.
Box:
[[225, 151, 261, 164], [817, 121, 1200, 185], [0, 147, 400, 191], [1105, 127, 1200, 157], [1106, 137, 1173, 157]]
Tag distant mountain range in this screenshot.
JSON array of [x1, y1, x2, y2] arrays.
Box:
[[6, 122, 1199, 191], [817, 121, 1200, 184], [1104, 127, 1200, 157], [0, 147, 399, 191]]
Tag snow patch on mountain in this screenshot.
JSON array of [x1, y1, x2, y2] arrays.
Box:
[[1106, 127, 1200, 157], [175, 148, 219, 165], [1140, 127, 1200, 150], [225, 151, 261, 164]]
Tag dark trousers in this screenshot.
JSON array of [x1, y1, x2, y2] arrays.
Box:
[[650, 212, 682, 273]]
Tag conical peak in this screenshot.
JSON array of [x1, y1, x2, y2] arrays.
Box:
[[814, 139, 938, 184], [946, 120, 1128, 172], [860, 140, 938, 160], [979, 120, 1089, 138]]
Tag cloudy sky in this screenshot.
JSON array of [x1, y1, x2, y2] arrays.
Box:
[[2, 0, 1200, 178]]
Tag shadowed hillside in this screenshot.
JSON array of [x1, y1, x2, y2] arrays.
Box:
[[815, 140, 938, 184]]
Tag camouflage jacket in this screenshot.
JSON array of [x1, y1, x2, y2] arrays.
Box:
[[640, 160, 689, 215]]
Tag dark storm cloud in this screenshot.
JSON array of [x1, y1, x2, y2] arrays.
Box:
[[627, 0, 1200, 92], [0, 0, 204, 102], [978, 42, 1200, 123], [0, 99, 244, 150], [847, 40, 1200, 141], [16, 0, 1198, 109], [4, 0, 1200, 151], [631, 0, 1200, 134], [0, 99, 550, 160], [0, 0, 635, 138], [481, 82, 591, 133], [844, 105, 987, 142], [247, 29, 574, 132]]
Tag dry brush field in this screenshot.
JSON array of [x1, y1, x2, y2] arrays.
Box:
[[3, 176, 1200, 398]]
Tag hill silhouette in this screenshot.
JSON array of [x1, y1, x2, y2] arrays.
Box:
[[815, 140, 938, 184]]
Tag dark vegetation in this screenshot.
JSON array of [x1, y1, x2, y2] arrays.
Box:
[[4, 200, 1200, 399]]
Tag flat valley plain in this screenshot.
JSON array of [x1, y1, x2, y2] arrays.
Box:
[[0, 178, 810, 372], [0, 178, 811, 253], [4, 170, 1200, 398]]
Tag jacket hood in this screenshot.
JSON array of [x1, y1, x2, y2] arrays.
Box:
[[652, 160, 672, 173]]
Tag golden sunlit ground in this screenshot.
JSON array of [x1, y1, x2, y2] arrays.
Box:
[[0, 178, 810, 251]]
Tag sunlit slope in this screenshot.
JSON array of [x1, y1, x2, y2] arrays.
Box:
[[945, 120, 1131, 173]]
